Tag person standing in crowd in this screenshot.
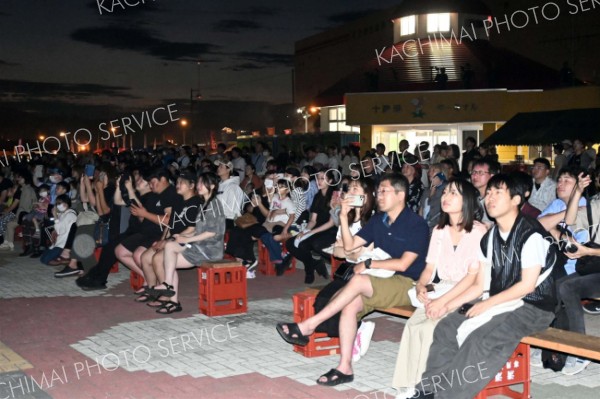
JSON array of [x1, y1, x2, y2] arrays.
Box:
[[0, 170, 36, 251], [470, 159, 500, 226], [421, 164, 447, 232], [215, 160, 244, 230], [552, 143, 568, 181], [401, 155, 425, 214], [339, 146, 359, 176], [375, 143, 390, 172], [276, 174, 429, 387], [414, 174, 556, 399], [327, 145, 340, 171], [528, 158, 556, 212], [562, 139, 574, 163], [461, 137, 478, 177], [251, 142, 267, 176]]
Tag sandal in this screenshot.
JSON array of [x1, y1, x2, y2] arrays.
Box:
[[134, 285, 149, 295], [146, 299, 168, 308], [148, 283, 176, 297], [316, 368, 354, 386], [156, 301, 182, 314], [134, 293, 156, 303], [275, 323, 310, 346]]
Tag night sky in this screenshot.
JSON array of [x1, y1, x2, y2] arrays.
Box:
[[0, 0, 400, 128]]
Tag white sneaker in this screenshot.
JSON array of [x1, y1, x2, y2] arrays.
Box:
[[0, 242, 14, 250], [561, 356, 590, 375], [352, 321, 375, 362], [530, 348, 543, 368], [395, 387, 417, 399], [247, 259, 258, 271], [246, 270, 256, 279]]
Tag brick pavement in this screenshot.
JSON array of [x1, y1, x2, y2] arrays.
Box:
[[1, 249, 600, 398]]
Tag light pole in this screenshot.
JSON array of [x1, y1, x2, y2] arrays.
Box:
[[297, 106, 309, 132]]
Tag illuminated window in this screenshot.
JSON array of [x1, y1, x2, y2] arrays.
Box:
[[427, 13, 450, 32], [400, 15, 416, 36]]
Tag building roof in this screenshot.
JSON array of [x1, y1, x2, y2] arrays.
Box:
[[391, 0, 491, 18], [483, 108, 600, 145], [315, 38, 570, 107]]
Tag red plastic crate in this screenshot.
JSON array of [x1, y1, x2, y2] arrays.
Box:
[[330, 256, 344, 280], [94, 248, 119, 273], [198, 261, 247, 316], [258, 239, 296, 276], [474, 343, 530, 399], [292, 291, 340, 357], [130, 271, 145, 292]]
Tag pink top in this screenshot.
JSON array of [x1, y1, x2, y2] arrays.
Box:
[[425, 221, 488, 283]]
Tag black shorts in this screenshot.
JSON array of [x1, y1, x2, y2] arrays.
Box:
[[119, 233, 158, 253]]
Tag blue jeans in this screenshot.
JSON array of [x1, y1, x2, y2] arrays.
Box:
[[260, 233, 282, 262], [40, 247, 63, 265]]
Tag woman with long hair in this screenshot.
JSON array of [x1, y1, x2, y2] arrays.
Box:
[[391, 178, 487, 398], [149, 172, 225, 314]]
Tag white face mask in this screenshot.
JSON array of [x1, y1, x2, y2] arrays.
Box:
[[39, 191, 48, 198], [57, 204, 67, 212], [49, 176, 59, 183]]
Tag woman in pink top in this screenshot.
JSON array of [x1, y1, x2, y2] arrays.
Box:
[[391, 178, 488, 399]]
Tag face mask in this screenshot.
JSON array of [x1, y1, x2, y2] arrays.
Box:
[[49, 176, 59, 183], [39, 191, 48, 198], [57, 204, 67, 212]]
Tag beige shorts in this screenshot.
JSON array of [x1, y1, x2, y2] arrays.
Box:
[[357, 274, 414, 320]]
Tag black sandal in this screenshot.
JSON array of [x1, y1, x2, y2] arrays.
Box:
[[148, 283, 176, 297], [275, 323, 310, 346], [156, 301, 182, 314], [316, 368, 354, 386], [134, 285, 149, 295], [134, 293, 156, 303], [146, 299, 168, 308]]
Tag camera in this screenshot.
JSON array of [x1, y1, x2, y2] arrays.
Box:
[[120, 173, 133, 206], [556, 222, 578, 253]]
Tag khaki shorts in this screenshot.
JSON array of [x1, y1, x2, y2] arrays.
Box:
[[357, 274, 414, 320]]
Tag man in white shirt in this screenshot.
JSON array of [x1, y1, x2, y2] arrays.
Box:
[[528, 158, 556, 212]]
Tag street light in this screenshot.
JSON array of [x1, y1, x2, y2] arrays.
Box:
[[297, 107, 309, 132], [180, 119, 188, 145]]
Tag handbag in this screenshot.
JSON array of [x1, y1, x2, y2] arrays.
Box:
[[575, 196, 600, 276], [234, 213, 258, 229], [94, 215, 110, 247]]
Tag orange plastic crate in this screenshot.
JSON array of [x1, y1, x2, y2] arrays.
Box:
[[198, 261, 247, 316], [474, 343, 530, 399], [130, 271, 145, 291], [292, 291, 340, 357], [258, 240, 296, 276], [94, 247, 119, 273]]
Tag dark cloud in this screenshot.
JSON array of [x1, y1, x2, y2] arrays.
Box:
[[220, 63, 265, 72], [70, 26, 220, 61], [236, 52, 293, 66], [0, 79, 136, 100], [213, 19, 263, 33], [327, 9, 380, 24], [236, 6, 280, 17], [0, 60, 19, 67]]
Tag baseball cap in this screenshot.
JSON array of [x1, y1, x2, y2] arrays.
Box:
[[561, 139, 573, 146], [170, 162, 179, 170]]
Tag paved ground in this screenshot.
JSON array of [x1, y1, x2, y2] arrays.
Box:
[[1, 244, 599, 399]]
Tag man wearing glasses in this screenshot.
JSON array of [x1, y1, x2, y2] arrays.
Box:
[[275, 174, 429, 387], [470, 159, 500, 226]]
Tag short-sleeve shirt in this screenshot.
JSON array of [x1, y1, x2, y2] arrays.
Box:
[[168, 195, 202, 235], [356, 207, 429, 280], [182, 198, 226, 265], [141, 185, 182, 237]]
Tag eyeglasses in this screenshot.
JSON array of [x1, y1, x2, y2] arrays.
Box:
[[470, 170, 490, 176], [376, 188, 397, 195]]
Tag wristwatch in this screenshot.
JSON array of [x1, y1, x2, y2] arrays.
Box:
[[365, 258, 372, 269]]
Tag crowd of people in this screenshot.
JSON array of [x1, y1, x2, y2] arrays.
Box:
[[2, 137, 599, 398]]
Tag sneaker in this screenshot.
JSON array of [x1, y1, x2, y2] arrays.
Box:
[[246, 259, 258, 271], [561, 356, 591, 375], [583, 300, 600, 315], [0, 242, 14, 251], [395, 387, 417, 399], [352, 321, 376, 362], [530, 348, 543, 368], [246, 270, 256, 279], [54, 266, 83, 278]]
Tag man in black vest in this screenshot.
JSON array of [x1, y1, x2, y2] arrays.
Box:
[[413, 174, 556, 399]]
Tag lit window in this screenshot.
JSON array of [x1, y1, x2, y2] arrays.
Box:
[[329, 108, 338, 120], [427, 13, 450, 32], [400, 15, 416, 36], [329, 122, 338, 132]]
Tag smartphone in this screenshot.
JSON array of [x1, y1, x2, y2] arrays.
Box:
[[347, 194, 365, 207], [264, 179, 274, 189], [85, 164, 95, 177], [130, 198, 140, 207], [458, 303, 474, 315]]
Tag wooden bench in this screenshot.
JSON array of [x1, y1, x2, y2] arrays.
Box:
[[294, 288, 600, 398]]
